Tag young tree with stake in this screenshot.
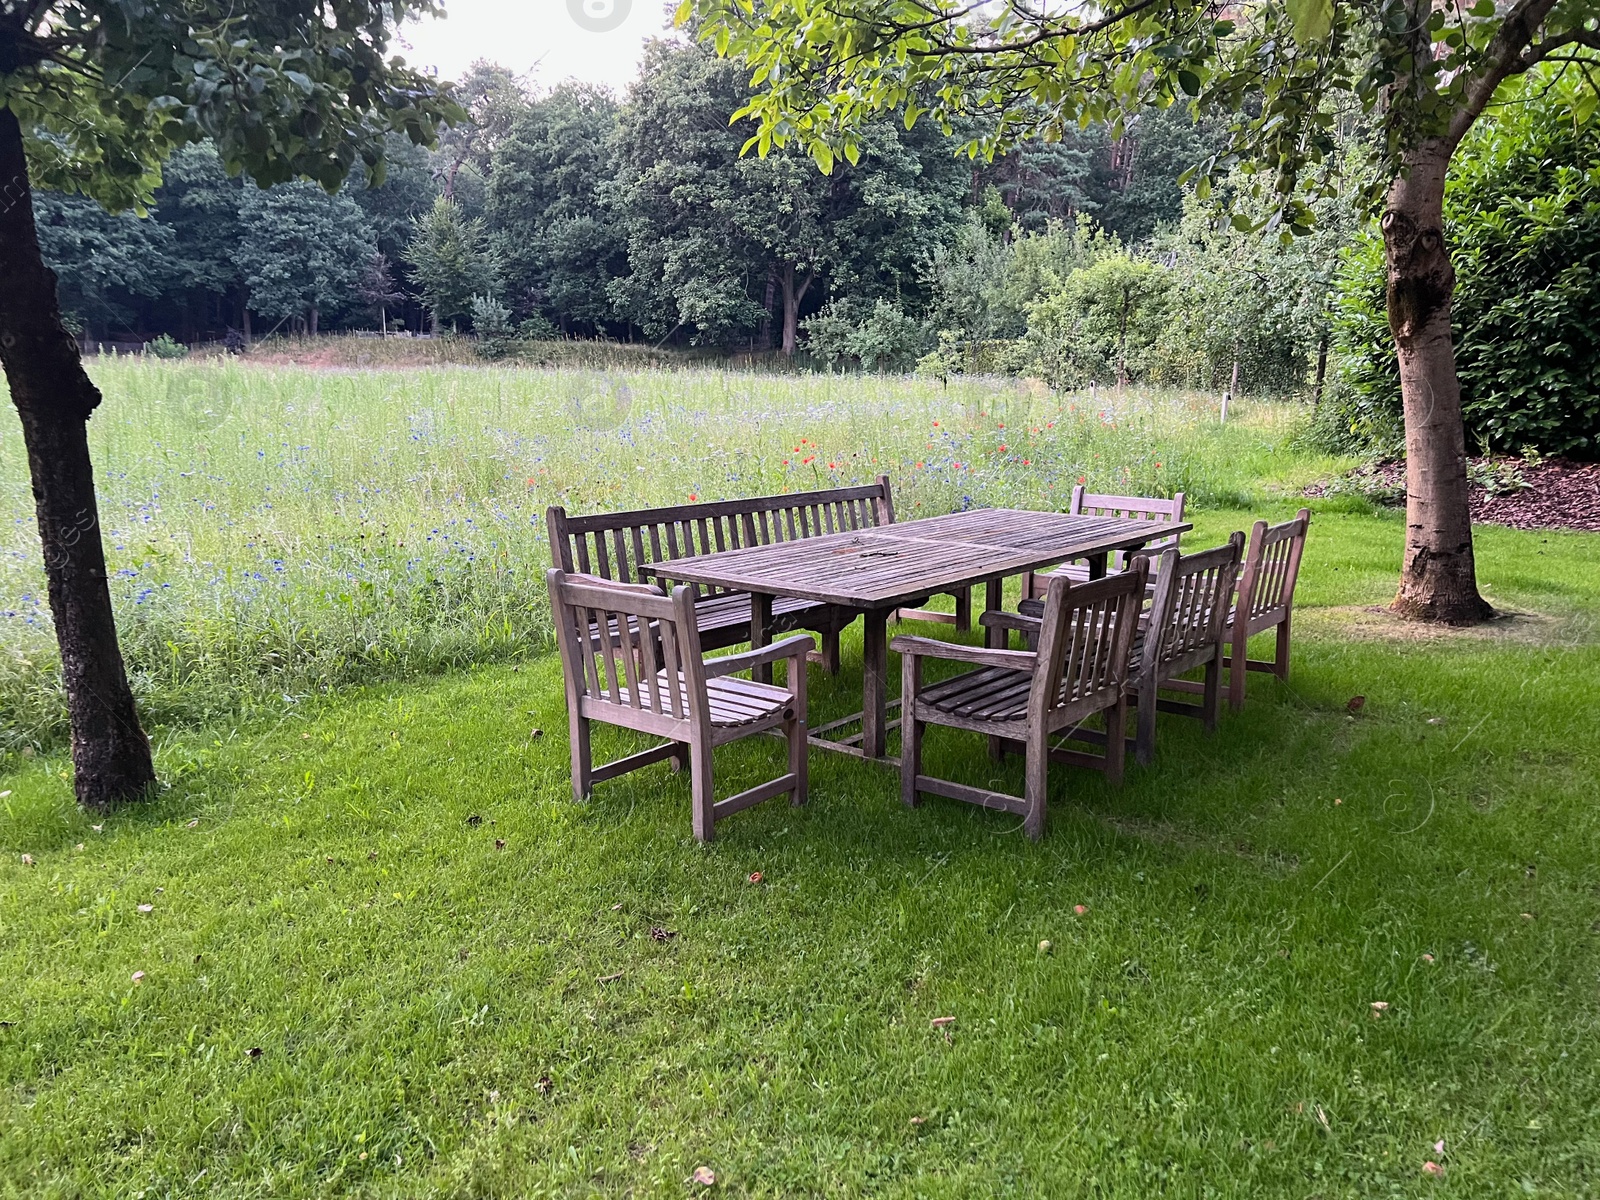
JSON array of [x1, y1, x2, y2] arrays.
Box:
[[0, 0, 458, 809], [687, 0, 1600, 624]]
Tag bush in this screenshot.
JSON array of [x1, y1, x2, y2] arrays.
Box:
[[802, 299, 930, 372], [471, 293, 514, 360], [1328, 72, 1600, 456], [145, 333, 189, 359]]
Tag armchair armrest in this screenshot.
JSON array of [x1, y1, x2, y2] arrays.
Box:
[[978, 610, 1042, 634], [703, 634, 816, 679], [889, 635, 1037, 670]]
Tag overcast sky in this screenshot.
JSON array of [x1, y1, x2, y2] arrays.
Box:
[[399, 0, 678, 94]]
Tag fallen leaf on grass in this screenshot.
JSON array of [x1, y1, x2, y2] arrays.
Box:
[[0, 790, 9, 798], [930, 1016, 956, 1028], [1521, 912, 1535, 920], [691, 1167, 716, 1186], [466, 814, 483, 827], [1073, 905, 1087, 915], [1421, 953, 1435, 964], [246, 1047, 263, 1059], [1434, 1139, 1445, 1154], [536, 1075, 554, 1095], [1346, 695, 1366, 714], [649, 927, 676, 942], [19, 854, 33, 867], [367, 852, 378, 862], [131, 971, 145, 984], [748, 872, 763, 884], [185, 818, 199, 829], [137, 904, 153, 914], [1370, 1001, 1389, 1013], [1423, 1161, 1443, 1177], [494, 839, 506, 850], [611, 903, 623, 911], [597, 971, 624, 984], [1038, 939, 1053, 954], [909, 1116, 925, 1126], [74, 844, 84, 852], [91, 825, 102, 832]]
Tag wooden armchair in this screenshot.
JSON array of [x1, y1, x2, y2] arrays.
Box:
[[1022, 486, 1186, 599], [894, 561, 1148, 841], [548, 569, 813, 843], [1128, 535, 1246, 764], [1228, 508, 1311, 711]]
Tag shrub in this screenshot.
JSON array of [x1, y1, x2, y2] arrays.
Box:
[[1328, 72, 1600, 456], [145, 333, 189, 359]]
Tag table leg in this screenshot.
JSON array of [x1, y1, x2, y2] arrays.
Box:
[[1087, 553, 1109, 580], [751, 592, 774, 684], [984, 577, 1005, 649], [862, 608, 889, 758]]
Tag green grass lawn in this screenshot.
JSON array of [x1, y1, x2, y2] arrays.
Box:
[[3, 492, 1599, 1196]]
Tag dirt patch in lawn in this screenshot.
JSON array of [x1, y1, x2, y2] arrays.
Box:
[[1302, 605, 1594, 646]]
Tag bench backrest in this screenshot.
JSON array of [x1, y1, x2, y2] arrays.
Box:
[[1069, 487, 1187, 568], [547, 476, 894, 600]]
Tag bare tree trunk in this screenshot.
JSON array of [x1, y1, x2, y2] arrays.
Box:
[[0, 108, 155, 809], [779, 263, 816, 357], [1383, 144, 1492, 625], [760, 264, 777, 351], [1311, 329, 1330, 410]]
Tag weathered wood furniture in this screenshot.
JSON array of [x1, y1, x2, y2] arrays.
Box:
[[663, 508, 1189, 760], [547, 569, 812, 843], [991, 536, 1245, 766], [1022, 488, 1187, 599], [1127, 535, 1245, 763], [893, 562, 1149, 840], [547, 477, 973, 674], [1228, 508, 1312, 711], [547, 482, 895, 677]]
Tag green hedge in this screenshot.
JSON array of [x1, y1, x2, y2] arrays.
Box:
[[1327, 80, 1600, 457]]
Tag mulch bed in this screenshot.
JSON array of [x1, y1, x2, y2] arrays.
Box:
[[1308, 457, 1600, 533]]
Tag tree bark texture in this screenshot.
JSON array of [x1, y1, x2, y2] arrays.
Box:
[[779, 262, 815, 357], [1382, 144, 1493, 625], [0, 107, 155, 808]]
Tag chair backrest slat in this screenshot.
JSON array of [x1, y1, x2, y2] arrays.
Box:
[[1032, 560, 1149, 719], [548, 570, 695, 719], [1144, 535, 1246, 672], [1239, 508, 1312, 625], [1069, 486, 1187, 568]]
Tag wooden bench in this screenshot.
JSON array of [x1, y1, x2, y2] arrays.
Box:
[[546, 479, 900, 675]]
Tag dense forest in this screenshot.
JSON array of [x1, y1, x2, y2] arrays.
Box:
[[38, 41, 1600, 456]]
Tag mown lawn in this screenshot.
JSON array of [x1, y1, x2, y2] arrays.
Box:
[[2, 503, 1598, 1198]]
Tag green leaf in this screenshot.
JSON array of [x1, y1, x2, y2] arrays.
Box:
[[1286, 0, 1334, 45], [1178, 70, 1201, 97]]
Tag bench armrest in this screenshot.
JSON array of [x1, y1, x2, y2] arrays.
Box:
[[889, 635, 1037, 670], [703, 634, 816, 679]]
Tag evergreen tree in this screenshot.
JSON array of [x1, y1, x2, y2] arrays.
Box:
[[406, 195, 497, 331]]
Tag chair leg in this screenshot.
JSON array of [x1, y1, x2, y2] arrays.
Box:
[[1275, 616, 1293, 681], [1228, 629, 1247, 712], [569, 714, 592, 801], [689, 731, 715, 843], [1024, 726, 1048, 841], [1202, 656, 1221, 733], [901, 654, 923, 808], [988, 735, 1006, 763], [1135, 683, 1158, 767], [953, 587, 972, 633], [1105, 695, 1128, 786], [788, 657, 808, 806]]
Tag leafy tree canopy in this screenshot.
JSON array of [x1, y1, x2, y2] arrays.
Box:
[[1, 0, 461, 212]]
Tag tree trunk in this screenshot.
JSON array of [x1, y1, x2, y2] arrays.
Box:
[[309, 305, 319, 336], [1311, 329, 1330, 410], [759, 264, 777, 352], [1383, 144, 1493, 625], [0, 108, 155, 809], [779, 263, 816, 357]]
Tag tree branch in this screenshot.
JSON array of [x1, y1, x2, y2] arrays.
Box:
[[1448, 0, 1563, 143]]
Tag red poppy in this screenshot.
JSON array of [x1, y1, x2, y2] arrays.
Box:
[[688, 493, 698, 501]]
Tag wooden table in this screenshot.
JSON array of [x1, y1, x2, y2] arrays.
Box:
[[663, 508, 1191, 761]]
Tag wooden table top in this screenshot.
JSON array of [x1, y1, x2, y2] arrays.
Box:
[[661, 508, 1191, 608]]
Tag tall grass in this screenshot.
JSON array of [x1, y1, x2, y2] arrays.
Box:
[[0, 361, 1337, 753]]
